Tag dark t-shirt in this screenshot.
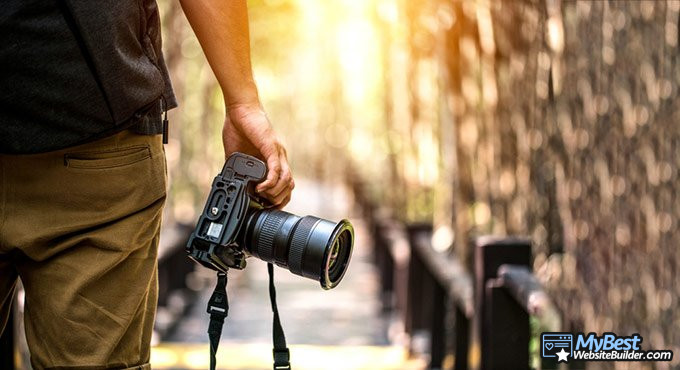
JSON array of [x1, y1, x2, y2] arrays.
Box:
[[0, 0, 176, 154]]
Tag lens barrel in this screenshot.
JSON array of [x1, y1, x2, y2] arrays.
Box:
[[244, 209, 354, 290]]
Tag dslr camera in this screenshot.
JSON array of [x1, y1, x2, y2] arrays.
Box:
[[186, 152, 354, 289]]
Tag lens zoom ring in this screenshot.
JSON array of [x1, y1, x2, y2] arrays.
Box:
[[288, 216, 319, 275], [257, 211, 287, 262]]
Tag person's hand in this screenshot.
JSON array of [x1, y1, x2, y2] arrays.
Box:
[[222, 103, 294, 208]]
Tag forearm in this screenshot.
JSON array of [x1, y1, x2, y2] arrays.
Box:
[[179, 0, 259, 108], [180, 0, 294, 204]]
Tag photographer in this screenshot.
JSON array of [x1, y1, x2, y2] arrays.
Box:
[[0, 0, 293, 368]]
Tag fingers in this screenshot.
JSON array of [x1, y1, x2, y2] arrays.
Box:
[[275, 194, 292, 209], [267, 176, 294, 207], [258, 147, 294, 207], [262, 151, 292, 194], [255, 143, 281, 192]]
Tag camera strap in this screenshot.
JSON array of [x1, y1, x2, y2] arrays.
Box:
[[268, 263, 291, 370], [207, 272, 229, 370], [205, 264, 291, 370]]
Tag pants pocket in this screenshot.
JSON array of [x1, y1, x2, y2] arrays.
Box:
[[64, 146, 151, 170]]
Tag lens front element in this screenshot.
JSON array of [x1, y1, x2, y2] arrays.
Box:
[[322, 221, 353, 288]]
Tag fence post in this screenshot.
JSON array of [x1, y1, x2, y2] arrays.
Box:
[[474, 237, 531, 370], [405, 224, 435, 360], [374, 220, 395, 311], [430, 282, 446, 368], [485, 279, 530, 369], [405, 225, 430, 341], [453, 306, 469, 370]]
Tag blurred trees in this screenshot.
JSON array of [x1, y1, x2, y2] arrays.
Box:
[[379, 0, 680, 364]]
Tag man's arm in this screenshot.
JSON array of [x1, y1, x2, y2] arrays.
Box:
[[180, 0, 294, 207]]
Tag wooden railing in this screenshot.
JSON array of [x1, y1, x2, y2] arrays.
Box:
[[353, 178, 562, 370], [406, 225, 473, 369]]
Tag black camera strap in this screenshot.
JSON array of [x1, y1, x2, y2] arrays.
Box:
[[205, 264, 291, 370], [268, 263, 291, 370], [207, 272, 228, 370]]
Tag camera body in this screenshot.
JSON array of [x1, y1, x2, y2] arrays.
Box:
[[186, 152, 355, 289], [186, 152, 267, 273]]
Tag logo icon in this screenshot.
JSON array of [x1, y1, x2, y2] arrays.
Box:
[[542, 333, 572, 362]]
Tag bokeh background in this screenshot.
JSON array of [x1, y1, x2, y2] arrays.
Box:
[[153, 0, 679, 369]]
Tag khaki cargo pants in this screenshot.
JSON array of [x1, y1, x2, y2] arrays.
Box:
[[0, 130, 166, 369]]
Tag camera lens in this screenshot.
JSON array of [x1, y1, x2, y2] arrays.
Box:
[[244, 209, 354, 290]]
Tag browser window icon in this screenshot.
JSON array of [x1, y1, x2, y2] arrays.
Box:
[[542, 333, 573, 359]]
